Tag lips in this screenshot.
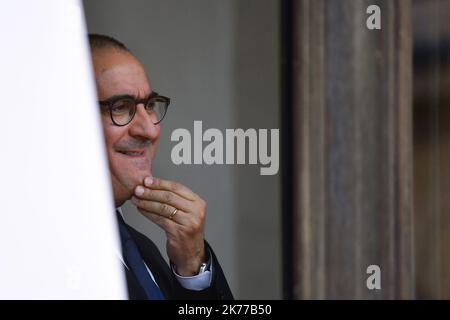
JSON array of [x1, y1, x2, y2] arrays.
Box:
[[117, 149, 145, 157]]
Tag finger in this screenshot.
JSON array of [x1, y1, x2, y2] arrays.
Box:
[[134, 186, 194, 213], [143, 177, 197, 201], [137, 208, 179, 237], [132, 197, 188, 224]]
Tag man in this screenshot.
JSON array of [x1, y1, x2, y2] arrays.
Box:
[[89, 34, 233, 300]]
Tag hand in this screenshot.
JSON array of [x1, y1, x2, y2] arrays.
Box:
[[131, 176, 206, 276]]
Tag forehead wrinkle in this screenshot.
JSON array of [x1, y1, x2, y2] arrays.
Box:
[[96, 63, 151, 99], [98, 63, 146, 85]]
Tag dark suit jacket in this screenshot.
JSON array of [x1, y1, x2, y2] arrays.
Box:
[[123, 223, 234, 300]]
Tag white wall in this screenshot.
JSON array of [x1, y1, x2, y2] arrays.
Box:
[[83, 0, 281, 299]]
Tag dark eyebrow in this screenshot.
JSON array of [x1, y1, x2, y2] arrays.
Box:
[[99, 92, 158, 104], [99, 94, 135, 104]]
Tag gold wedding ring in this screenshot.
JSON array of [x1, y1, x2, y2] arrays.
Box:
[[169, 208, 178, 220]]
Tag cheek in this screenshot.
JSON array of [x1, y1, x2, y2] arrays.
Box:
[[101, 120, 121, 150], [150, 131, 160, 155], [102, 126, 125, 171]]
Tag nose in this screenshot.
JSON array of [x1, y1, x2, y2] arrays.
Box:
[[128, 103, 160, 141]]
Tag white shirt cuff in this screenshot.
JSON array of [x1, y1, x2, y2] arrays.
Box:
[[171, 257, 214, 291]]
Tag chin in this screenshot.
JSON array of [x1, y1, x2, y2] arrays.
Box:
[[129, 162, 153, 183], [111, 171, 152, 206]]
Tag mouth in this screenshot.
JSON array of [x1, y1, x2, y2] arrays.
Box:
[[116, 149, 146, 157]]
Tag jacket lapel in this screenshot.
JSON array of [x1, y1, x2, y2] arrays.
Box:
[[125, 224, 175, 299]]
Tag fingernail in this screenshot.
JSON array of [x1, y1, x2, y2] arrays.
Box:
[[135, 186, 145, 196], [144, 177, 153, 186]]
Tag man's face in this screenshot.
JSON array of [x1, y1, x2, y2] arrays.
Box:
[[92, 48, 160, 206]]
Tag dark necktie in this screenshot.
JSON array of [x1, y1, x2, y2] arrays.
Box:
[[117, 212, 165, 300]]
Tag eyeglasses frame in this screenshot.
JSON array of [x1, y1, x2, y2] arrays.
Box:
[[99, 91, 170, 126]]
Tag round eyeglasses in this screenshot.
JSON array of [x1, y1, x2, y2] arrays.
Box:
[[99, 92, 170, 126]]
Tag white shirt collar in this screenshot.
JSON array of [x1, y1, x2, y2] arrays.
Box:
[[116, 207, 125, 219], [115, 207, 129, 270]]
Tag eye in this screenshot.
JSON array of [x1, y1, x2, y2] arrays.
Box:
[[145, 99, 156, 111], [111, 99, 134, 114]]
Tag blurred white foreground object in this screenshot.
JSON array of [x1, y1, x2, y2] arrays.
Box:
[[0, 0, 126, 299]]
